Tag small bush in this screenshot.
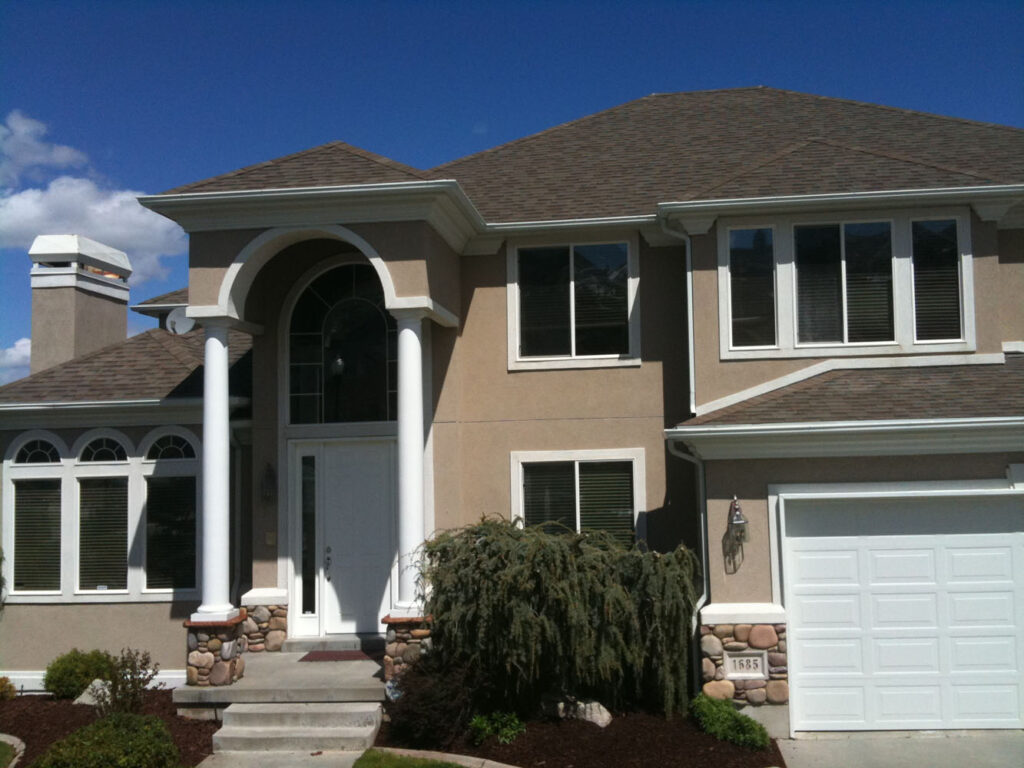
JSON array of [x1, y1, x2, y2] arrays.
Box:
[[468, 711, 525, 745], [93, 647, 162, 716], [0, 676, 16, 700], [689, 694, 770, 750], [43, 649, 113, 700], [32, 713, 180, 768], [387, 656, 485, 750]]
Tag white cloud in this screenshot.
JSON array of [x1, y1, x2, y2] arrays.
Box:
[[0, 337, 30, 384], [0, 176, 186, 284], [0, 110, 88, 188]]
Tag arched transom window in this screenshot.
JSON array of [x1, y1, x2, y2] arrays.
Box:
[[289, 264, 397, 424], [15, 439, 60, 464]]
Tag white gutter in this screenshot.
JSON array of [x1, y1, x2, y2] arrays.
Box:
[[0, 397, 249, 412]]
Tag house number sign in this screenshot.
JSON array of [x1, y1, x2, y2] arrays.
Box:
[[722, 650, 768, 680]]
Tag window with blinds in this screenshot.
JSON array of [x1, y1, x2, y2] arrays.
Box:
[[519, 243, 629, 358], [522, 460, 635, 546], [795, 222, 894, 345], [79, 477, 128, 591], [13, 479, 61, 591], [145, 476, 196, 589], [912, 219, 962, 341]]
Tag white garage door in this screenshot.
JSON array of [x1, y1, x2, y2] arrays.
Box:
[[784, 494, 1024, 731]]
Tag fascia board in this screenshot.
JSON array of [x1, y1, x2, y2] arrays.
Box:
[[666, 416, 1024, 459], [139, 180, 488, 253], [658, 184, 1024, 220], [0, 397, 250, 429]]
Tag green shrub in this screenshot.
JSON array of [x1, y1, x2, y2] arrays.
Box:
[[0, 676, 16, 700], [419, 519, 700, 715], [689, 694, 770, 750], [387, 655, 483, 750], [468, 711, 525, 745], [32, 713, 180, 768], [94, 647, 162, 716], [43, 648, 113, 700]]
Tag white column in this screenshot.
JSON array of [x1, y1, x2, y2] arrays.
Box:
[[192, 321, 238, 621], [393, 309, 426, 613]]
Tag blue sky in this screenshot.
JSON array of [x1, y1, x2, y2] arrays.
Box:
[[1, 0, 1022, 382]]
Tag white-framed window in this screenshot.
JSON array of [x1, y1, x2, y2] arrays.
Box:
[[510, 448, 646, 546], [506, 235, 641, 370], [2, 427, 200, 603], [718, 209, 974, 359]]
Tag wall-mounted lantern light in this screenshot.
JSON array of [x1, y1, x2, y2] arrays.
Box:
[[728, 496, 748, 544]]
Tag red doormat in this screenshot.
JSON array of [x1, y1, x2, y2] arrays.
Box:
[[298, 650, 372, 662]]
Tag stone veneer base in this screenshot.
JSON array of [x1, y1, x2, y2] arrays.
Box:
[[381, 614, 432, 681], [241, 604, 289, 652], [699, 623, 788, 707], [185, 610, 247, 687]]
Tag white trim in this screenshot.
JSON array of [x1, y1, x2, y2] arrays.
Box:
[[694, 352, 1005, 417], [700, 602, 786, 625], [506, 234, 641, 371], [1003, 341, 1024, 353], [0, 669, 188, 693], [668, 416, 1024, 459], [30, 267, 130, 302], [240, 587, 289, 605], [509, 447, 647, 531], [716, 209, 976, 361]]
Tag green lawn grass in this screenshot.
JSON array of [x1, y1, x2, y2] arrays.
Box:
[[354, 748, 464, 768], [0, 740, 15, 768]]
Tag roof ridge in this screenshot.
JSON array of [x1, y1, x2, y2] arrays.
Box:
[[150, 328, 203, 368], [808, 137, 1007, 184], [163, 142, 347, 194], [327, 141, 432, 181], [689, 140, 813, 199], [764, 87, 1024, 134], [430, 93, 668, 173]]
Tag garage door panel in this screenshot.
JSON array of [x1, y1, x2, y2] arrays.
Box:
[[784, 493, 1024, 731], [874, 638, 939, 673]]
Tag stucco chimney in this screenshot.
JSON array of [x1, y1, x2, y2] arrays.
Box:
[[28, 235, 132, 374]]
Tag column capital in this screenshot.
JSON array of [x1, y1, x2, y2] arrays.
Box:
[[389, 306, 430, 325]]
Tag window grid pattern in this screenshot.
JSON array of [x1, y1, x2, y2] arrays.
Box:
[[145, 434, 196, 460], [80, 437, 127, 463], [15, 440, 60, 464]]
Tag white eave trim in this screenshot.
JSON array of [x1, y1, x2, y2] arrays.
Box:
[[667, 416, 1024, 459], [659, 184, 1024, 228], [0, 397, 250, 428], [139, 179, 488, 254]]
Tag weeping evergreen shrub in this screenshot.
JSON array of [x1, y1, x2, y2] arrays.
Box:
[[419, 519, 700, 715]]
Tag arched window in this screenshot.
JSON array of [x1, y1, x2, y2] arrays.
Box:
[[15, 439, 60, 464], [80, 437, 127, 462], [289, 264, 397, 424], [145, 434, 196, 460]]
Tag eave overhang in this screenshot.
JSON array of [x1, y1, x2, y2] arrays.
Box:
[[666, 416, 1024, 460], [0, 397, 251, 429]]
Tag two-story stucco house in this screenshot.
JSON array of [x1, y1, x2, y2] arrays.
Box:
[[1, 87, 1022, 735]]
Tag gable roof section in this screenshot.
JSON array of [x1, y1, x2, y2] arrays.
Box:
[[0, 328, 252, 405], [682, 355, 1024, 427], [134, 287, 188, 307], [164, 141, 431, 194]]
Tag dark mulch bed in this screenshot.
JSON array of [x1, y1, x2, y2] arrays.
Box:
[[0, 690, 217, 767], [377, 712, 787, 768]]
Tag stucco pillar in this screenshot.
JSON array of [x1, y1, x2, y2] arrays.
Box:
[[192, 321, 238, 622], [392, 308, 427, 615]]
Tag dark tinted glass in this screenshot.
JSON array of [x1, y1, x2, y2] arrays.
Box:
[[522, 462, 575, 529], [146, 476, 196, 589], [574, 244, 628, 355], [913, 220, 961, 341], [795, 225, 843, 343], [729, 228, 776, 347], [519, 247, 571, 356], [845, 222, 894, 342]]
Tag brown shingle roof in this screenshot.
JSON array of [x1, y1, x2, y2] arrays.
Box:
[[134, 287, 188, 307], [0, 329, 252, 404], [164, 141, 431, 194], [682, 356, 1024, 427]]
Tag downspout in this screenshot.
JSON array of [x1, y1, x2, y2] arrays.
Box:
[[660, 217, 711, 693]]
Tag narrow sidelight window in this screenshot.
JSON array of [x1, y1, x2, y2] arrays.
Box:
[[300, 455, 317, 615], [79, 477, 128, 591], [145, 476, 196, 589], [912, 220, 962, 341], [729, 228, 776, 347], [13, 479, 61, 591], [795, 225, 843, 343], [844, 222, 894, 342]]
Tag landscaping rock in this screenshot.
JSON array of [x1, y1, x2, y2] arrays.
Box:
[[702, 658, 715, 681], [702, 680, 735, 700], [748, 625, 779, 649], [766, 680, 789, 704], [188, 651, 215, 669], [556, 700, 613, 728], [712, 624, 733, 639], [73, 679, 109, 706], [733, 624, 752, 642], [700, 634, 723, 657], [265, 630, 286, 652], [746, 688, 767, 705]]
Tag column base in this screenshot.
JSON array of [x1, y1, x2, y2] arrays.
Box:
[[184, 610, 247, 687], [241, 603, 288, 652], [381, 614, 432, 681]]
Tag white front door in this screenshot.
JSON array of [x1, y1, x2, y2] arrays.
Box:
[[290, 439, 396, 636], [784, 494, 1024, 731]]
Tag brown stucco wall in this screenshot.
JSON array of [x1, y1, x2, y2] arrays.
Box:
[[703, 452, 1024, 604], [998, 227, 1024, 342], [30, 286, 127, 374], [189, 229, 264, 307]]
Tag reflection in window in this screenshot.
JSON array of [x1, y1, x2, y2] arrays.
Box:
[[729, 228, 776, 347], [289, 265, 396, 424], [146, 435, 196, 460], [913, 220, 961, 341], [80, 437, 127, 463]]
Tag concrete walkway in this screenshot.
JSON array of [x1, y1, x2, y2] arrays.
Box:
[[199, 747, 521, 767], [778, 730, 1024, 768]]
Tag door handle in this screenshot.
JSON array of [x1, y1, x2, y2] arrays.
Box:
[[325, 547, 332, 581]]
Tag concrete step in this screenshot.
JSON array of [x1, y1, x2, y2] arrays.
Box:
[[222, 702, 381, 729], [212, 725, 377, 753], [200, 751, 362, 767], [282, 635, 386, 653]]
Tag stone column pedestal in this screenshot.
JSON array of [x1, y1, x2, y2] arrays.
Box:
[[381, 614, 432, 681], [241, 604, 288, 652], [185, 610, 247, 686], [699, 622, 788, 707]]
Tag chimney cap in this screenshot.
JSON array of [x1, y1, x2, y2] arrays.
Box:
[[29, 234, 132, 279]]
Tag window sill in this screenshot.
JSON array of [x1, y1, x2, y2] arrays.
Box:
[[4, 591, 198, 605], [721, 340, 974, 361], [509, 356, 642, 372]]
